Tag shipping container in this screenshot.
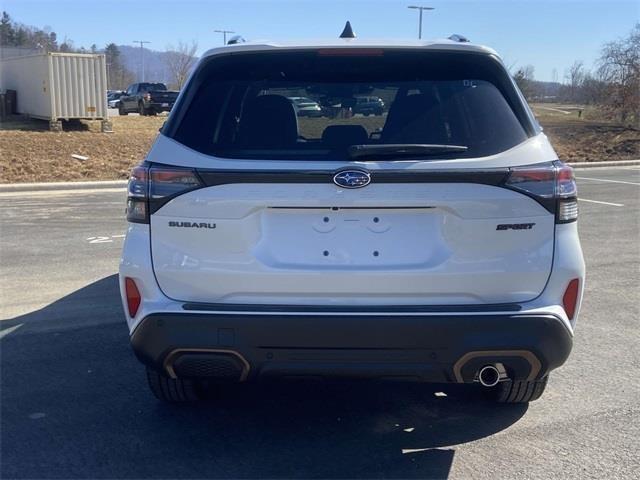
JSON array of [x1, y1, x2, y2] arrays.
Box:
[[0, 52, 110, 131]]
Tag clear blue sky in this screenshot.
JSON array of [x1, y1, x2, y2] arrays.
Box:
[[3, 0, 638, 81]]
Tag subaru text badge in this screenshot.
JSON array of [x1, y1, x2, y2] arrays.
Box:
[[333, 170, 371, 189]]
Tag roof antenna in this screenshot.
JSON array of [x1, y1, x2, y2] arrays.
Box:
[[339, 21, 356, 39]]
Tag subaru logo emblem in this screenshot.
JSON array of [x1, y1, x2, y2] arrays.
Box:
[[333, 170, 371, 189]]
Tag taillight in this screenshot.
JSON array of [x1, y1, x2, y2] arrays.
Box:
[[126, 166, 149, 223], [562, 278, 580, 320], [150, 168, 202, 199], [126, 165, 202, 224], [555, 164, 578, 223], [125, 277, 141, 317], [505, 161, 578, 223]]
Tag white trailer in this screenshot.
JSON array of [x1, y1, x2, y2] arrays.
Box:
[[0, 52, 110, 131]]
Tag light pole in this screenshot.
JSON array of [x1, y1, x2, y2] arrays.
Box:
[[408, 5, 434, 39], [214, 29, 235, 45], [133, 40, 150, 82]]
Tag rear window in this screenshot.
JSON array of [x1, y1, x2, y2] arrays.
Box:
[[167, 50, 532, 161]]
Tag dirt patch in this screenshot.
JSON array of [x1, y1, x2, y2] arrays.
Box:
[[1, 109, 638, 183], [531, 103, 640, 162], [541, 121, 639, 162], [0, 116, 164, 183]]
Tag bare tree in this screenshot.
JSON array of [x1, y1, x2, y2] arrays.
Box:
[[563, 61, 585, 103], [567, 61, 585, 88], [165, 41, 198, 89], [597, 23, 640, 126], [513, 64, 535, 100], [580, 72, 607, 105]]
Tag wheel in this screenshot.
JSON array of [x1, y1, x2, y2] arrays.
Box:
[[494, 376, 549, 403], [138, 103, 147, 116], [118, 103, 128, 116], [145, 367, 201, 402]]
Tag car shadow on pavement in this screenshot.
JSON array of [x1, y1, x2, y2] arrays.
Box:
[[1, 275, 528, 479]]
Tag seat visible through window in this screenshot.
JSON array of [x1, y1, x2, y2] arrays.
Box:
[[382, 93, 448, 145], [321, 125, 368, 149], [238, 95, 299, 148]]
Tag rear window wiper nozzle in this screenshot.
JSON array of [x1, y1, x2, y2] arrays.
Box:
[[348, 144, 468, 160]]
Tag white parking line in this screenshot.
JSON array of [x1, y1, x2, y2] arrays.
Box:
[[86, 234, 126, 244], [579, 198, 625, 207], [0, 323, 23, 339], [576, 177, 640, 186]]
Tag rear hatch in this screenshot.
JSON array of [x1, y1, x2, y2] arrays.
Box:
[[143, 47, 558, 307]]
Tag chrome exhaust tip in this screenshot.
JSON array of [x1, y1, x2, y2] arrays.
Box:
[[478, 364, 502, 387]]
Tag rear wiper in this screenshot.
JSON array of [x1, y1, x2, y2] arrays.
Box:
[[348, 144, 468, 160]]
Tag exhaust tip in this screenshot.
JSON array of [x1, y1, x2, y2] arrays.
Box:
[[478, 365, 501, 387]]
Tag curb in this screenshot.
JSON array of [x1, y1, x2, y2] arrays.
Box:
[[0, 180, 127, 193], [568, 159, 640, 168]]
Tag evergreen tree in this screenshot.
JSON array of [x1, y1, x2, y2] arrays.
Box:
[[0, 11, 15, 45], [104, 43, 134, 89]]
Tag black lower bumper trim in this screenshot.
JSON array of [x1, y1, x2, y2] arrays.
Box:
[[130, 312, 572, 384], [182, 302, 523, 313]]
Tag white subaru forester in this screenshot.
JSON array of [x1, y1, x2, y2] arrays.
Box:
[[119, 37, 585, 404]]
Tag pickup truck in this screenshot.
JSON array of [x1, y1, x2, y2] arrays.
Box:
[[118, 82, 179, 116]]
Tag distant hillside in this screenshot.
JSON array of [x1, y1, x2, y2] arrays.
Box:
[[531, 80, 562, 99], [118, 45, 172, 85]]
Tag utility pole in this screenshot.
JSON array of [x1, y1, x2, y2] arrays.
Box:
[[133, 40, 151, 82], [214, 29, 235, 45], [407, 5, 434, 39]]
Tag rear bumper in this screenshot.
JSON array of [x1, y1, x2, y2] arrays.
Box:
[[130, 312, 572, 384]]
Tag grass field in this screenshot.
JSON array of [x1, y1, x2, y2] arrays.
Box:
[[0, 106, 638, 183]]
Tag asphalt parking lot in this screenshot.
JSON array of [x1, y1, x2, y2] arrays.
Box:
[[1, 166, 639, 479]]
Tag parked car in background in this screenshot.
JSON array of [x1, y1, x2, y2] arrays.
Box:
[[118, 82, 179, 116], [107, 91, 124, 109], [353, 96, 385, 116], [288, 96, 324, 117]]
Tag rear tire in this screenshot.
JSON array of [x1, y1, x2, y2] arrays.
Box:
[[494, 376, 549, 403], [146, 367, 201, 403]]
